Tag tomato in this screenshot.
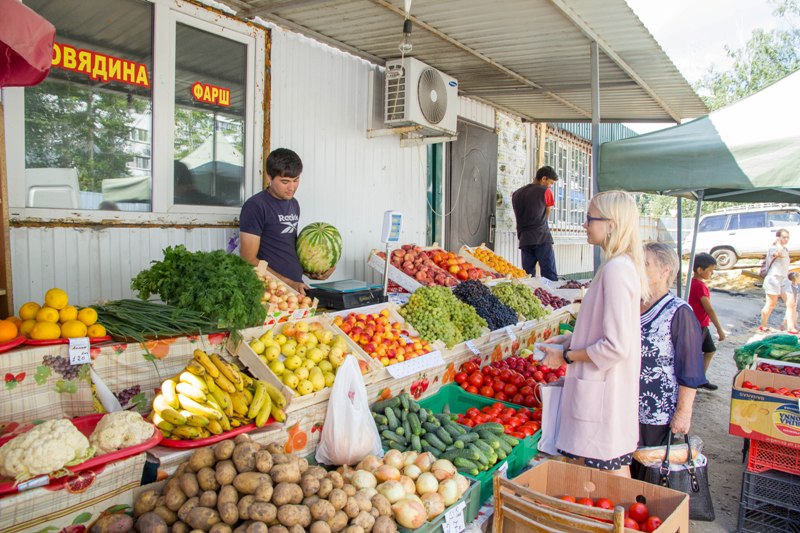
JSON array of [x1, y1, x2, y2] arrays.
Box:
[[524, 394, 537, 407], [577, 497, 594, 507], [466, 407, 480, 418], [519, 385, 534, 396], [468, 373, 484, 387], [462, 361, 478, 374], [481, 366, 493, 375], [532, 409, 542, 422], [499, 369, 512, 381], [623, 518, 640, 531], [533, 370, 544, 382], [594, 498, 613, 510], [473, 413, 488, 424], [504, 384, 518, 396], [560, 495, 576, 503], [479, 385, 495, 398], [466, 385, 479, 394], [556, 367, 566, 378], [642, 516, 662, 532], [495, 392, 508, 401], [507, 416, 524, 428], [518, 425, 534, 436], [628, 503, 649, 523], [462, 418, 475, 427], [511, 374, 525, 387], [460, 381, 470, 390], [454, 372, 468, 385], [483, 376, 494, 386], [528, 421, 541, 433], [512, 393, 525, 405], [508, 431, 526, 439], [493, 380, 506, 393], [545, 373, 559, 383], [517, 407, 531, 418]]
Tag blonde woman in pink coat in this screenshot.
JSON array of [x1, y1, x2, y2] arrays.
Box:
[[540, 190, 649, 477]]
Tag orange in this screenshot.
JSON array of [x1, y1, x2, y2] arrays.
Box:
[[19, 319, 36, 338], [0, 320, 18, 343], [5, 316, 22, 328]]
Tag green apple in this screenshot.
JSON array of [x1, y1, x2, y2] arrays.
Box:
[[258, 330, 274, 344], [303, 334, 319, 348], [296, 321, 310, 334]]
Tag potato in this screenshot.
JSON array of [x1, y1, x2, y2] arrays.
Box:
[[248, 501, 278, 522], [179, 473, 201, 498], [198, 467, 220, 492], [288, 526, 305, 533], [271, 482, 304, 506], [234, 433, 253, 445], [234, 472, 272, 495], [310, 521, 332, 533], [343, 485, 356, 497], [296, 457, 309, 474], [153, 506, 178, 526], [209, 524, 233, 533], [328, 488, 347, 511], [200, 490, 218, 509], [215, 460, 237, 487], [218, 485, 239, 508], [300, 475, 320, 497], [265, 443, 284, 454], [328, 510, 349, 533], [343, 527, 364, 533], [353, 492, 372, 513], [371, 516, 397, 533], [219, 502, 239, 526], [328, 471, 344, 489], [90, 513, 134, 533], [370, 494, 391, 517], [310, 499, 335, 522], [271, 453, 293, 466], [343, 497, 360, 519], [164, 477, 181, 497], [370, 508, 380, 519], [247, 524, 269, 533], [305, 465, 327, 479], [303, 495, 320, 508], [267, 526, 288, 533], [175, 463, 189, 478], [177, 497, 200, 523], [185, 507, 221, 530], [232, 442, 260, 473], [353, 510, 375, 532], [255, 450, 274, 473], [135, 512, 168, 533], [269, 463, 301, 484], [165, 485, 188, 513], [171, 522, 190, 533], [215, 440, 236, 461], [277, 504, 311, 528], [189, 448, 216, 472], [135, 489, 160, 517], [238, 495, 256, 521]]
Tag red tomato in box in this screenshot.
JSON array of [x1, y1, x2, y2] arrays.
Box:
[[483, 376, 494, 386], [481, 366, 493, 375], [517, 407, 531, 418], [493, 381, 506, 393], [460, 381, 469, 390], [642, 516, 662, 532], [499, 369, 512, 381], [512, 393, 525, 405], [495, 392, 508, 401], [532, 409, 542, 421], [462, 418, 475, 427], [518, 425, 534, 436], [628, 503, 649, 523], [466, 407, 480, 418], [455, 372, 468, 385], [520, 385, 534, 396], [479, 385, 495, 398], [507, 416, 524, 428], [462, 361, 478, 374], [508, 431, 526, 439], [504, 384, 518, 396], [577, 498, 594, 507], [468, 373, 484, 387], [524, 395, 537, 407], [466, 385, 479, 394], [533, 370, 545, 382], [560, 495, 576, 503], [623, 518, 640, 530], [594, 498, 613, 510]]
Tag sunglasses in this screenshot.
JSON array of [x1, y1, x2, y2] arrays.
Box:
[[586, 215, 609, 224]]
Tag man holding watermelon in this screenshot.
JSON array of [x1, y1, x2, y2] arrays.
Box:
[[240, 148, 337, 295]]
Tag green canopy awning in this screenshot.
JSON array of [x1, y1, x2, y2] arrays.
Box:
[[598, 70, 800, 202]]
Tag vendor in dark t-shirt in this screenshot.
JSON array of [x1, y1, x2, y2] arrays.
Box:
[[511, 165, 558, 280], [239, 148, 333, 295]]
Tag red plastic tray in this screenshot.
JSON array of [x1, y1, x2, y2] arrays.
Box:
[[0, 413, 161, 495], [0, 335, 26, 354], [24, 335, 112, 346], [160, 419, 273, 448]]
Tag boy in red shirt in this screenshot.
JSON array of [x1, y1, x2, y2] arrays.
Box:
[[688, 253, 727, 391]]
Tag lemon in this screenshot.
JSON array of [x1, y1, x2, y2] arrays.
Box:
[[58, 305, 78, 323], [35, 306, 60, 323], [268, 359, 285, 376], [61, 320, 88, 339], [19, 319, 36, 338], [30, 321, 61, 340], [19, 302, 41, 321], [77, 307, 98, 326], [87, 324, 107, 338], [44, 288, 69, 310]]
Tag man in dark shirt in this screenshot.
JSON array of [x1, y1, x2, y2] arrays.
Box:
[[239, 148, 332, 295], [511, 165, 558, 281]]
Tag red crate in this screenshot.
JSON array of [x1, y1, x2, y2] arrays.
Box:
[[747, 438, 800, 476]]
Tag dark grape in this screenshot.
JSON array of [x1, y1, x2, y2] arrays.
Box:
[[453, 280, 518, 331]]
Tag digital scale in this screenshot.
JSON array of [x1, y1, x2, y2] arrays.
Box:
[[306, 211, 403, 310]]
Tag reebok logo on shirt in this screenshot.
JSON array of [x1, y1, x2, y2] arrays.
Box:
[[278, 213, 299, 234]]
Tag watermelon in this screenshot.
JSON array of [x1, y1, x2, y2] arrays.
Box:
[[296, 222, 343, 274]]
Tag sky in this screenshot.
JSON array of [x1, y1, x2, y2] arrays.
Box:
[[623, 0, 782, 133]]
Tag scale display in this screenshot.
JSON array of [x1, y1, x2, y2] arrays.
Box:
[[381, 211, 403, 243]]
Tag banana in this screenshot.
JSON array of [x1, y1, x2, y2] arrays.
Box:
[[176, 382, 207, 403], [205, 376, 234, 417], [198, 428, 211, 439], [211, 354, 244, 391], [178, 393, 223, 421], [156, 406, 187, 426], [179, 371, 208, 393], [158, 428, 172, 439], [230, 391, 249, 417], [242, 387, 254, 404], [207, 420, 223, 435], [185, 360, 207, 376], [214, 372, 237, 394], [179, 409, 210, 427], [264, 381, 287, 410], [230, 418, 242, 428], [171, 425, 203, 439], [248, 381, 268, 419], [152, 413, 175, 432], [270, 405, 286, 423], [255, 390, 273, 427], [193, 349, 219, 378], [240, 373, 254, 388], [219, 411, 232, 431], [160, 379, 180, 409]]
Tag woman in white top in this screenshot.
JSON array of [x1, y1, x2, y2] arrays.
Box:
[[760, 229, 796, 333]]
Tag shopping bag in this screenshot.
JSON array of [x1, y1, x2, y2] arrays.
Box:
[[639, 433, 715, 521], [315, 355, 383, 466], [537, 379, 564, 455]]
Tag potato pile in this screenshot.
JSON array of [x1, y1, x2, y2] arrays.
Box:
[[132, 435, 399, 533]]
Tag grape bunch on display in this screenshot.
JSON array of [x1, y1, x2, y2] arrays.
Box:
[[42, 355, 81, 380], [490, 282, 549, 321], [399, 285, 486, 347], [533, 287, 570, 309], [453, 280, 518, 331]]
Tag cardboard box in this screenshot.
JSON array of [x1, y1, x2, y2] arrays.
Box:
[[729, 369, 800, 449], [498, 461, 689, 533], [255, 261, 318, 326]]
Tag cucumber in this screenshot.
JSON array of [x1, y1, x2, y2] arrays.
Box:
[[372, 413, 388, 425], [473, 440, 494, 456], [418, 408, 428, 423], [381, 429, 407, 445], [399, 392, 409, 411], [400, 408, 408, 422], [434, 413, 457, 424], [409, 412, 422, 436], [455, 432, 479, 444], [495, 447, 507, 461], [474, 422, 505, 434], [395, 427, 405, 436], [443, 422, 466, 438], [425, 432, 447, 452], [468, 443, 488, 465], [371, 397, 401, 412], [388, 441, 406, 451], [477, 430, 501, 449], [457, 466, 480, 476], [385, 407, 399, 430], [402, 418, 412, 439], [453, 457, 478, 470], [497, 433, 520, 447], [409, 400, 420, 413], [423, 422, 441, 434], [495, 437, 513, 454], [411, 434, 422, 453], [377, 424, 388, 433], [442, 448, 480, 462], [435, 427, 453, 445], [422, 445, 440, 456], [453, 440, 465, 449]]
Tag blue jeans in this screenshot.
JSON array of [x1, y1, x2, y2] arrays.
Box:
[[521, 244, 557, 281]]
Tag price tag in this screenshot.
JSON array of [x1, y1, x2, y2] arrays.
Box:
[[498, 460, 509, 479], [385, 350, 444, 379], [442, 501, 467, 533], [505, 326, 517, 341], [465, 340, 480, 355], [291, 309, 307, 319], [69, 337, 91, 366], [17, 475, 50, 492]]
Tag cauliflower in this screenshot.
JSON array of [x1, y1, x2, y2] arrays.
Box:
[[0, 419, 94, 480], [89, 411, 154, 455]]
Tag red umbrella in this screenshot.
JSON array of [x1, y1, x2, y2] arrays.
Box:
[[0, 0, 55, 87]]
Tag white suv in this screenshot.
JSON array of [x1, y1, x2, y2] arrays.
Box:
[[683, 206, 800, 269]]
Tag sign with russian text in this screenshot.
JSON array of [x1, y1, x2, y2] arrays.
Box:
[[52, 42, 150, 88], [191, 82, 231, 107]]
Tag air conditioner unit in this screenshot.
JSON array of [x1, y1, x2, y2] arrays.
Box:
[[384, 57, 458, 136]]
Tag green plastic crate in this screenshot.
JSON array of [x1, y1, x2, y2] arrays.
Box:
[[399, 477, 482, 533]]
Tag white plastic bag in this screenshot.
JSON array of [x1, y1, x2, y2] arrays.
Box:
[[315, 355, 383, 465], [537, 379, 564, 455]]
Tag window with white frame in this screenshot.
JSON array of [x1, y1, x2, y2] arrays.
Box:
[[6, 0, 263, 220], [542, 128, 592, 231]]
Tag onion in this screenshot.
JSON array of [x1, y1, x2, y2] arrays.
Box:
[[384, 449, 405, 470], [431, 459, 457, 481], [453, 473, 470, 495], [438, 479, 459, 506], [414, 452, 435, 472], [337, 464, 355, 480], [374, 465, 401, 483], [391, 498, 427, 529], [402, 451, 419, 467], [421, 492, 446, 520], [357, 487, 378, 500], [351, 470, 377, 490], [398, 475, 416, 495], [356, 455, 383, 473], [415, 472, 439, 495], [402, 464, 422, 480], [377, 480, 406, 503]]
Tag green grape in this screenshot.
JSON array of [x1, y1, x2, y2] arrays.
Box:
[[490, 282, 550, 321]]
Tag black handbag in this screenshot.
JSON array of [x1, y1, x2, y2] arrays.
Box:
[[641, 433, 715, 521]]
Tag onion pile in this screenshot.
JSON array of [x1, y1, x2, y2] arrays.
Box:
[[256, 269, 314, 312]]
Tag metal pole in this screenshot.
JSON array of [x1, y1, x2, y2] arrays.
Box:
[[683, 191, 704, 302], [590, 41, 601, 272], [676, 197, 682, 298], [382, 243, 391, 299]]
